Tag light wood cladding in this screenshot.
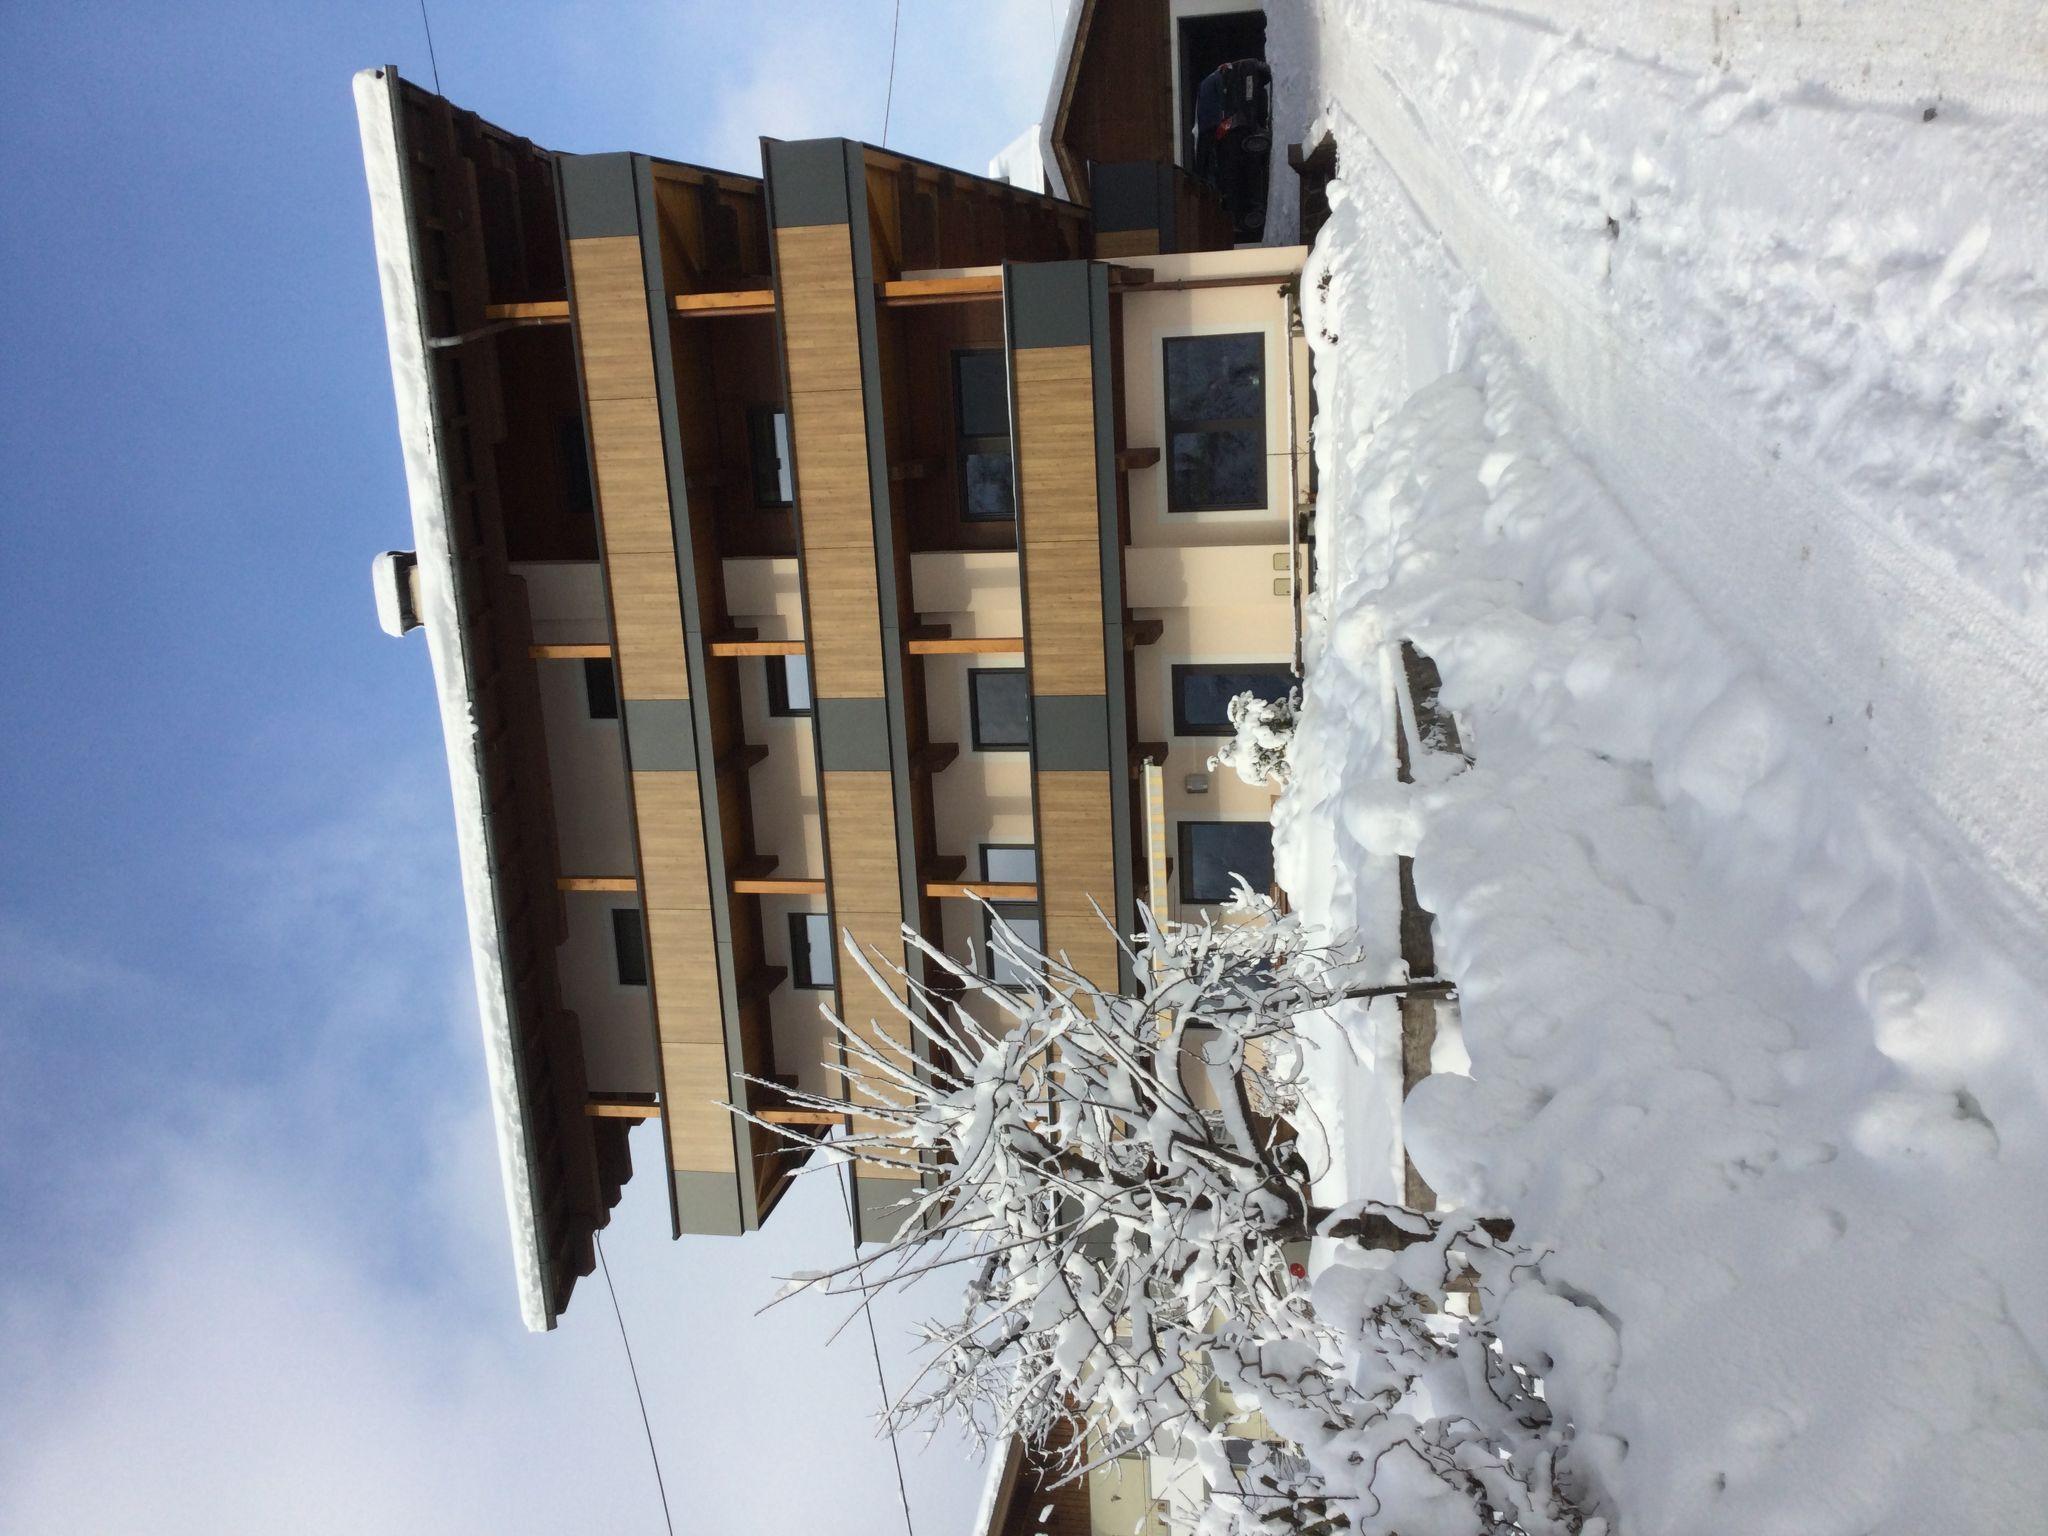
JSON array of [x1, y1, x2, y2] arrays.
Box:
[[822, 771, 903, 908], [583, 394, 672, 554], [1036, 770, 1122, 990], [605, 552, 689, 699], [663, 1044, 739, 1172], [1013, 344, 1109, 695], [567, 237, 656, 401], [775, 222, 887, 700], [631, 772, 708, 897]]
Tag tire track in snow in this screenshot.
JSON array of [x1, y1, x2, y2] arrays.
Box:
[[1327, 33, 2048, 951]]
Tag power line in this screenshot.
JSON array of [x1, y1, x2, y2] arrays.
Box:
[[417, 0, 443, 94], [880, 0, 904, 146], [839, 1152, 917, 1536], [596, 1230, 676, 1536]]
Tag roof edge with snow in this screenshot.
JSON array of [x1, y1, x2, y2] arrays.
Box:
[[353, 65, 556, 1332]]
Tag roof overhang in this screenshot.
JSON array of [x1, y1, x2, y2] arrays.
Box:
[[353, 65, 556, 1332]]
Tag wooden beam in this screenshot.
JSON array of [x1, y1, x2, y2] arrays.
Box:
[[672, 288, 775, 316], [905, 636, 1024, 656], [715, 742, 770, 777], [756, 1107, 848, 1126], [734, 874, 828, 896], [709, 639, 806, 657], [879, 274, 1005, 306], [485, 300, 570, 322], [923, 854, 967, 884], [1124, 618, 1164, 648], [925, 880, 1039, 901], [736, 965, 789, 1004], [888, 457, 939, 483], [911, 741, 959, 775], [528, 643, 613, 660], [1115, 446, 1160, 471], [585, 1098, 661, 1119], [557, 876, 638, 892]]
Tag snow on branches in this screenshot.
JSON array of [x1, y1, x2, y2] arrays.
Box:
[[743, 895, 1603, 1534], [1212, 688, 1301, 787]]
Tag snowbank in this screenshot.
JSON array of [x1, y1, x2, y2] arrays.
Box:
[[1272, 5, 2048, 1528]]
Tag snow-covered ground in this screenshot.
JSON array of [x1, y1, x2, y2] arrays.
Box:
[[1268, 3, 2048, 1530]]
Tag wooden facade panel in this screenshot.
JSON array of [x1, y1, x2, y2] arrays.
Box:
[[646, 906, 722, 1046], [632, 771, 710, 897], [823, 771, 903, 904], [806, 548, 886, 698], [568, 235, 657, 402], [607, 551, 690, 699], [1021, 538, 1107, 695], [663, 1043, 739, 1172], [584, 393, 673, 555], [1036, 770, 1122, 989], [789, 386, 878, 547], [775, 224, 862, 391]]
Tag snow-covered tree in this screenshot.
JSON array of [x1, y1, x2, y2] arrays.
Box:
[[745, 894, 1598, 1534], [1212, 688, 1300, 787]]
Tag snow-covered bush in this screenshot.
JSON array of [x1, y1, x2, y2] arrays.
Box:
[[747, 898, 1599, 1534], [1212, 688, 1300, 787]]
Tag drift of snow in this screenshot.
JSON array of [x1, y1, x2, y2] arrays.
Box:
[[1267, 3, 2048, 1531]]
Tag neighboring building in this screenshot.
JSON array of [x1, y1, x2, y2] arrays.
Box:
[[357, 3, 1298, 1349]]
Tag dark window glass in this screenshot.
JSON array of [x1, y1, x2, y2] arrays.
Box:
[[790, 911, 835, 990], [1177, 820, 1274, 905], [1163, 333, 1265, 512], [767, 653, 812, 717], [970, 668, 1031, 750], [748, 406, 794, 508], [1171, 662, 1291, 735], [612, 908, 648, 986], [979, 846, 1043, 987], [954, 350, 1015, 522], [584, 657, 620, 720], [558, 416, 594, 521]]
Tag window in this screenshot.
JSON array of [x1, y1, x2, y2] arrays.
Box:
[[558, 415, 594, 521], [1163, 333, 1265, 512], [980, 845, 1042, 988], [748, 405, 794, 508], [766, 653, 812, 717], [969, 668, 1031, 751], [583, 657, 620, 720], [611, 908, 648, 987], [1171, 662, 1291, 735], [1177, 820, 1274, 905], [953, 350, 1015, 522], [789, 911, 835, 990]]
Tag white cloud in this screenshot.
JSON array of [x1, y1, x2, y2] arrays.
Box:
[[0, 772, 985, 1535]]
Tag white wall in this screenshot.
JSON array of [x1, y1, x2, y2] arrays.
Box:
[[558, 892, 657, 1095]]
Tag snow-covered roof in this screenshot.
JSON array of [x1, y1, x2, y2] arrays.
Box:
[[353, 66, 555, 1333]]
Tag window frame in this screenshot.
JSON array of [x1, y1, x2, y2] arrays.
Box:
[[583, 657, 620, 721], [1170, 660, 1292, 736], [765, 652, 813, 718], [611, 907, 649, 988], [788, 910, 835, 991], [747, 404, 794, 509], [968, 667, 1032, 752], [1162, 331, 1268, 514], [979, 843, 1042, 989], [952, 348, 1016, 524], [1176, 819, 1275, 906]]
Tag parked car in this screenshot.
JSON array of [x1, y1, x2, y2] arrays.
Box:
[[1192, 58, 1273, 240]]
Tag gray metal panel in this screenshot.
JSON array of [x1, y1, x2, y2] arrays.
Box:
[[1089, 161, 1167, 235], [1086, 262, 1138, 989], [559, 153, 641, 239], [1007, 260, 1097, 350], [854, 1173, 918, 1244], [1032, 694, 1111, 771], [817, 696, 894, 770], [623, 700, 698, 770], [673, 1171, 747, 1236], [765, 138, 854, 228]]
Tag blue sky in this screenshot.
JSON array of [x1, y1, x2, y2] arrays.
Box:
[[0, 2, 1063, 1529]]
